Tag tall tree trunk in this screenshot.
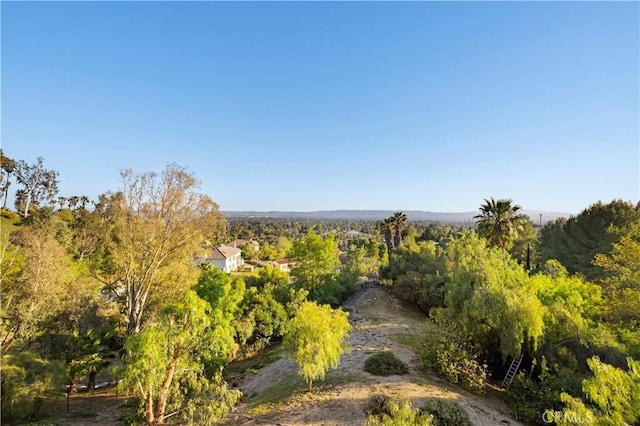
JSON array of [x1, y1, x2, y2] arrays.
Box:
[[2, 177, 10, 209], [126, 282, 148, 334], [307, 378, 312, 392], [87, 369, 97, 391], [154, 346, 181, 424], [385, 229, 394, 255], [22, 191, 32, 218], [145, 392, 155, 426], [68, 378, 78, 395], [394, 228, 402, 248]]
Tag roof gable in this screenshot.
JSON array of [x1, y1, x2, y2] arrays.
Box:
[[209, 244, 242, 260]]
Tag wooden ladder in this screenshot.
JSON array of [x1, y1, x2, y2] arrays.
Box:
[[501, 353, 524, 389]]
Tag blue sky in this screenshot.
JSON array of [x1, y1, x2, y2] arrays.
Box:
[[2, 1, 638, 214]]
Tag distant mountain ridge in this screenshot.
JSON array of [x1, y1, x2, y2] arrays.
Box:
[[222, 209, 571, 224]]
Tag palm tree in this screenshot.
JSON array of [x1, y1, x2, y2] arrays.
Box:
[[79, 195, 90, 210], [379, 217, 395, 255], [474, 198, 528, 250], [391, 211, 407, 248], [57, 196, 68, 211], [68, 195, 80, 210]]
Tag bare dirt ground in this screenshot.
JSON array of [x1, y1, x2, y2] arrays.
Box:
[[222, 286, 524, 426]]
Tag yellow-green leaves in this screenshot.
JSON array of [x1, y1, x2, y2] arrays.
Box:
[[560, 357, 640, 425], [283, 301, 351, 391], [437, 231, 545, 358]]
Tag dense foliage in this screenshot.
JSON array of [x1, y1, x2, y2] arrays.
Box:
[[1, 152, 638, 425], [420, 399, 472, 426], [384, 198, 640, 422], [283, 301, 351, 391], [364, 352, 409, 376]]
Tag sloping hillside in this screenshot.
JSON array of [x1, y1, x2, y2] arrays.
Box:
[[221, 287, 523, 426]]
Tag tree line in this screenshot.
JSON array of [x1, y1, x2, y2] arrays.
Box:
[[0, 157, 357, 425], [383, 197, 640, 425], [2, 152, 638, 425]]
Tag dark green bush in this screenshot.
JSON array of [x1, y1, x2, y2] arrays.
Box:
[[367, 393, 392, 417], [364, 352, 409, 376], [505, 361, 583, 425], [420, 399, 471, 426]]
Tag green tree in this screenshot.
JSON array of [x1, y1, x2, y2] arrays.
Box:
[[530, 266, 602, 351], [0, 223, 69, 357], [539, 200, 640, 280], [0, 150, 16, 210], [14, 157, 60, 218], [241, 242, 257, 260], [274, 236, 293, 259], [235, 284, 288, 354], [245, 264, 290, 290], [289, 230, 340, 302], [387, 240, 447, 314], [283, 301, 351, 391], [474, 197, 528, 250], [258, 241, 276, 260], [509, 217, 539, 270], [1, 351, 66, 422], [36, 296, 119, 394], [560, 356, 640, 425], [593, 236, 640, 320], [91, 164, 225, 334], [121, 290, 240, 425], [435, 231, 545, 358]]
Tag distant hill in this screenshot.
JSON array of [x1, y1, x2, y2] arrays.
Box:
[[222, 209, 571, 225]]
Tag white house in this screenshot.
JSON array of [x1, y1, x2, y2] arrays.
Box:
[[203, 244, 244, 273]]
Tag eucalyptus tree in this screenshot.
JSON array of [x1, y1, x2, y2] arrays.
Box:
[[0, 150, 16, 209], [0, 223, 69, 357], [91, 164, 226, 334], [13, 157, 59, 217], [474, 197, 528, 250]]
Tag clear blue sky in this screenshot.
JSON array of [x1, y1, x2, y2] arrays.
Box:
[[2, 1, 638, 214]]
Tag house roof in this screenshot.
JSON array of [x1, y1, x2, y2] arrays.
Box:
[[209, 244, 242, 260]]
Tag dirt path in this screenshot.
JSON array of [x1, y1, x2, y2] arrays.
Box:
[[223, 286, 523, 426]]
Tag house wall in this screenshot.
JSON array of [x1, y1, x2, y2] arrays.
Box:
[[207, 258, 229, 272], [227, 253, 242, 272], [205, 252, 244, 273]]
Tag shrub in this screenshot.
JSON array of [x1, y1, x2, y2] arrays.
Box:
[[420, 399, 471, 426], [419, 322, 487, 394], [0, 352, 65, 422], [505, 360, 583, 425], [0, 208, 20, 221], [367, 394, 393, 417], [364, 352, 409, 376], [365, 400, 434, 426]]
